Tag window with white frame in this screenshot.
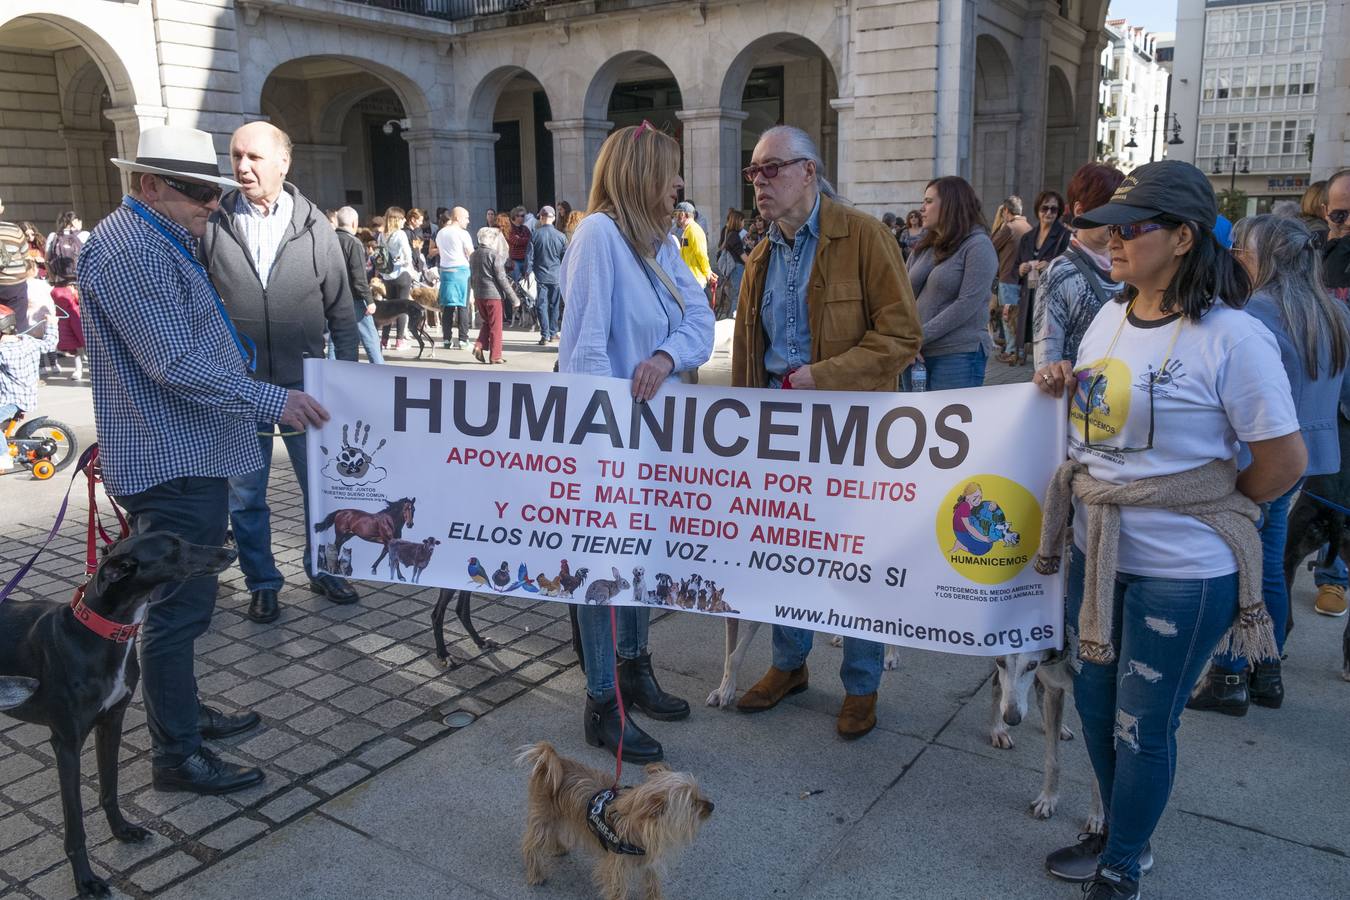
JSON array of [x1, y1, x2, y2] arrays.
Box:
[[1203, 1, 1324, 58], [1196, 117, 1314, 171], [1199, 60, 1319, 113]]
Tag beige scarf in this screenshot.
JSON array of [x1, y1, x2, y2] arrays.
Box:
[[1035, 458, 1277, 666]]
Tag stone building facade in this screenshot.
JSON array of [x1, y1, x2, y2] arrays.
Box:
[[0, 0, 1111, 230]]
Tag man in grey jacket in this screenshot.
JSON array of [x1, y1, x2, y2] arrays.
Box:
[[201, 121, 360, 624]]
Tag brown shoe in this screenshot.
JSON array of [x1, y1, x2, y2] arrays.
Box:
[[837, 692, 878, 740], [736, 664, 808, 713]]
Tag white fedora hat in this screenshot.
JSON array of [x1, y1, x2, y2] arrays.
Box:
[[111, 125, 240, 190]]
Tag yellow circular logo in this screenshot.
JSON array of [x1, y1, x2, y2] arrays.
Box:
[[1069, 357, 1133, 444], [935, 475, 1042, 585]]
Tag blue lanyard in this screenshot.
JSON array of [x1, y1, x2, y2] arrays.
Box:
[[124, 197, 256, 373]]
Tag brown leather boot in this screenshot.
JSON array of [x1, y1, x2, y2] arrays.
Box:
[[837, 692, 877, 739], [736, 664, 808, 713]]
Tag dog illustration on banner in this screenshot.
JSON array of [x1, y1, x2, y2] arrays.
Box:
[[312, 496, 416, 574], [318, 419, 388, 487], [316, 543, 353, 577], [949, 482, 1021, 557]]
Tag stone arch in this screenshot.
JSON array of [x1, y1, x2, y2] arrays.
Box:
[[0, 11, 148, 111], [582, 51, 685, 126], [1046, 66, 1076, 128], [716, 32, 840, 113], [465, 65, 558, 211], [972, 34, 1021, 219], [259, 56, 432, 215]]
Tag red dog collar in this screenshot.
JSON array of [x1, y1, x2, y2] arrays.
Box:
[[70, 587, 141, 643]]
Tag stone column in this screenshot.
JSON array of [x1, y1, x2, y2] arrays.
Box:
[[828, 98, 855, 202], [290, 143, 348, 211], [402, 128, 497, 217], [1075, 29, 1109, 175], [59, 127, 119, 221], [1015, 11, 1054, 195], [103, 105, 170, 193], [675, 107, 748, 220], [545, 118, 612, 208]]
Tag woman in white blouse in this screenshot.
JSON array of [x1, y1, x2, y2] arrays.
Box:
[[558, 122, 714, 763]]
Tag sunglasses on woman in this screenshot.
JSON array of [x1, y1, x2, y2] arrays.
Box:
[[159, 175, 223, 205], [1106, 221, 1176, 241], [1040, 205, 1060, 214], [742, 158, 808, 183]]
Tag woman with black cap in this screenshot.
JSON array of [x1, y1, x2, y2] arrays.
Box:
[[1031, 160, 1308, 899]]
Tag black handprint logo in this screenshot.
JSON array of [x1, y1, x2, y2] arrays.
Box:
[[334, 420, 386, 479]]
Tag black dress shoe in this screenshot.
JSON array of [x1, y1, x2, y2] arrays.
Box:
[[1186, 669, 1249, 716], [247, 589, 279, 624], [617, 652, 690, 721], [309, 575, 359, 605], [1249, 660, 1284, 709], [584, 692, 663, 763], [152, 747, 265, 795], [198, 705, 261, 739]]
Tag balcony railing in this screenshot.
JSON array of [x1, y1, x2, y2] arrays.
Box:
[[346, 0, 567, 20]]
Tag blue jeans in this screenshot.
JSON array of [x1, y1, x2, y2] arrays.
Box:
[[772, 626, 884, 695], [114, 477, 229, 766], [330, 315, 384, 364], [578, 605, 650, 696], [511, 259, 527, 281], [1315, 553, 1349, 587], [536, 282, 562, 340], [1066, 545, 1238, 880], [1213, 482, 1299, 671], [901, 346, 988, 391], [228, 385, 316, 592]]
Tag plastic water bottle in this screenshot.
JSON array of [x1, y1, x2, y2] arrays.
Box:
[[911, 360, 928, 392]]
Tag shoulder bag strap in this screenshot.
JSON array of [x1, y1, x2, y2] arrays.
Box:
[[610, 217, 697, 383]]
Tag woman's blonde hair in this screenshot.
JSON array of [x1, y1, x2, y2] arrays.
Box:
[[382, 207, 406, 234], [586, 124, 682, 256]]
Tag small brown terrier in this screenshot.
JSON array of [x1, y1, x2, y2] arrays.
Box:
[[518, 741, 713, 900]]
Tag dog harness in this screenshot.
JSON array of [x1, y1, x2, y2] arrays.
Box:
[[70, 586, 140, 643], [586, 788, 645, 856]]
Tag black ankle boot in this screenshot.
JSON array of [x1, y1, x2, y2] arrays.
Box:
[[1249, 661, 1284, 709], [584, 692, 663, 763], [617, 652, 690, 721], [1186, 669, 1249, 716]]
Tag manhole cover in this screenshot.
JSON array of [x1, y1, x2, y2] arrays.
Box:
[[442, 710, 476, 728]]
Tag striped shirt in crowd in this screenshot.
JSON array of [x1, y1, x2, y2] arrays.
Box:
[[233, 189, 294, 288], [79, 199, 288, 497]]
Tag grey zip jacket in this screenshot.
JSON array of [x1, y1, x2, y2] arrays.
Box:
[[201, 183, 358, 386]]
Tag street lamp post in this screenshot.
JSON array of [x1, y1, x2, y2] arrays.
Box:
[[1149, 103, 1160, 162]]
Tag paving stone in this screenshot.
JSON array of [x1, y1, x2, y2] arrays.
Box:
[[404, 682, 462, 707], [159, 795, 236, 837], [296, 673, 354, 701], [272, 743, 340, 777], [308, 647, 360, 670], [334, 659, 390, 682], [1, 832, 66, 880], [404, 721, 451, 743], [374, 644, 420, 666], [233, 654, 289, 677], [258, 787, 320, 824], [199, 816, 269, 853], [262, 664, 321, 689], [329, 686, 385, 715], [221, 680, 281, 707], [0, 752, 45, 788], [0, 811, 43, 852], [345, 633, 394, 654], [235, 730, 301, 762], [275, 637, 325, 660], [364, 700, 421, 729], [287, 707, 345, 736], [128, 850, 199, 892], [6, 724, 50, 748], [207, 644, 254, 666], [196, 670, 244, 696], [316, 722, 382, 754], [476, 679, 527, 706], [252, 693, 314, 720], [516, 662, 561, 685], [2, 768, 59, 805], [381, 619, 425, 641], [356, 738, 417, 771], [309, 763, 370, 796]]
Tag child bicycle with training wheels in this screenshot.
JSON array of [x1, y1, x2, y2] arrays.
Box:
[[0, 302, 78, 479]]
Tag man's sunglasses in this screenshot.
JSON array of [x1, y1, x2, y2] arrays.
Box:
[[159, 175, 222, 205], [1329, 209, 1350, 226], [1106, 221, 1176, 241], [742, 158, 808, 183]]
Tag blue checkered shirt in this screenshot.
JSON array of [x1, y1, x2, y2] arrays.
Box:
[[80, 198, 289, 497]]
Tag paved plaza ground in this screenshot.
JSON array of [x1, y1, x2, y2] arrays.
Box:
[[2, 329, 1347, 899]]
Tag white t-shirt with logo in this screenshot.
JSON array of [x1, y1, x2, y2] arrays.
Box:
[[1068, 300, 1298, 579]]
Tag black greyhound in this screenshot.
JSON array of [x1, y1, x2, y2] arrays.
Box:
[[1284, 490, 1350, 681], [430, 589, 498, 668], [0, 529, 236, 898]]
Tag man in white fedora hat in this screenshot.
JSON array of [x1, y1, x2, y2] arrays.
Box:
[[80, 124, 331, 796], [200, 120, 361, 624]]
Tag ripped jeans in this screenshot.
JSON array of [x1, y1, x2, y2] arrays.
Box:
[[1066, 545, 1238, 880]]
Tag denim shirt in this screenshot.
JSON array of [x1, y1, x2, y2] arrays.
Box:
[[762, 195, 822, 384]]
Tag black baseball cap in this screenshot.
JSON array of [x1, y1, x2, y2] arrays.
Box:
[[1075, 160, 1218, 229]]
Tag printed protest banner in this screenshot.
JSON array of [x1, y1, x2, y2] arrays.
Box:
[[304, 360, 1068, 656]]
